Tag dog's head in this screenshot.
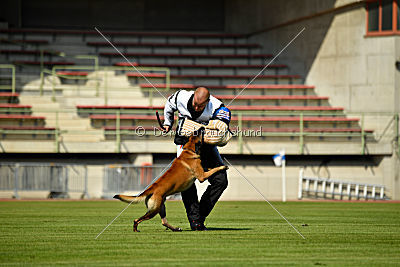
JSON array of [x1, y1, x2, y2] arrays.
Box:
[[184, 127, 205, 154]]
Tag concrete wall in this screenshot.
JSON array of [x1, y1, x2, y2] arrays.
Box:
[[1, 155, 394, 200], [225, 0, 398, 113]]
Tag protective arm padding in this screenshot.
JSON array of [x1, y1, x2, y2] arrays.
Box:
[[179, 118, 232, 147]]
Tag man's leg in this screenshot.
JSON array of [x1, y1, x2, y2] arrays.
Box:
[[199, 170, 228, 221], [181, 183, 202, 228], [177, 144, 203, 230], [198, 145, 228, 224]]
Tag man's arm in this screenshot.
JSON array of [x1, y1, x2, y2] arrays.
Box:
[[163, 90, 180, 131], [212, 106, 231, 125]]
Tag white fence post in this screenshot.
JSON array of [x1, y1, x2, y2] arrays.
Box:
[[363, 185, 368, 200], [298, 168, 304, 200], [355, 184, 360, 200], [372, 186, 376, 200], [14, 164, 19, 199], [347, 184, 351, 199], [330, 181, 335, 199], [338, 183, 343, 200]]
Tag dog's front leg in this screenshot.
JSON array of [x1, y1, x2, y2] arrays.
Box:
[[161, 218, 182, 232], [197, 165, 228, 182]]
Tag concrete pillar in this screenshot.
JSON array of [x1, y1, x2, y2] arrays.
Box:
[[392, 154, 400, 200], [87, 166, 105, 199]]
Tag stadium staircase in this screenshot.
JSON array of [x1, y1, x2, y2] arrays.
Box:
[[0, 28, 381, 154]]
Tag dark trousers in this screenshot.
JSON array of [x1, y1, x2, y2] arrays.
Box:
[[181, 144, 228, 223]]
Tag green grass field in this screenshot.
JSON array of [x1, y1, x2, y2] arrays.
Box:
[[0, 200, 399, 266]]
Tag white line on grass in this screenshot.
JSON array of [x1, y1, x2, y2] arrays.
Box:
[[223, 157, 306, 239], [226, 27, 306, 107]]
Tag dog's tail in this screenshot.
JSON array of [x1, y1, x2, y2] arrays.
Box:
[[113, 194, 146, 204]]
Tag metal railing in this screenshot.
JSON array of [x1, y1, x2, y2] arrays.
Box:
[[2, 108, 398, 155], [45, 65, 170, 104], [298, 168, 387, 200], [0, 64, 16, 93], [102, 164, 168, 198], [0, 108, 66, 152], [0, 163, 89, 199], [0, 103, 398, 155], [98, 109, 389, 155]]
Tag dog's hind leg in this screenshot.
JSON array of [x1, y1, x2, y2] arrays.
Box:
[[133, 195, 162, 232]]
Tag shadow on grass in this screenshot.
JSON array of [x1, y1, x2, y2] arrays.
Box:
[[207, 227, 251, 231], [181, 227, 251, 231]]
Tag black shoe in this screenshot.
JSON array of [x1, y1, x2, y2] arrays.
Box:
[[190, 220, 208, 231]]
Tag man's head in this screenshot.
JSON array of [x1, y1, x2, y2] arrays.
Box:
[[192, 87, 210, 112]]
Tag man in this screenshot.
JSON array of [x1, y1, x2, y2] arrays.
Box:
[[163, 87, 231, 231]]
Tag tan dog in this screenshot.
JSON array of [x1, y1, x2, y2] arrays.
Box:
[[114, 129, 228, 232]]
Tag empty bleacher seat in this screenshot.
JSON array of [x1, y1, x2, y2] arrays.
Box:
[[0, 104, 32, 114], [0, 93, 19, 104], [0, 125, 57, 140], [89, 42, 261, 55], [0, 114, 46, 127], [13, 61, 75, 66], [56, 71, 89, 85]]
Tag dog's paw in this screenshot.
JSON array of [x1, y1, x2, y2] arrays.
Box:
[[221, 165, 229, 170], [162, 222, 182, 232], [168, 227, 182, 232]]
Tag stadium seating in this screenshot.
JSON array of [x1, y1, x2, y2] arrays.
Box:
[[12, 61, 75, 67], [127, 72, 300, 85], [0, 104, 32, 114], [0, 28, 246, 40], [0, 114, 46, 127], [0, 27, 373, 148], [100, 52, 274, 65], [77, 104, 343, 113], [89, 42, 261, 55], [115, 62, 288, 76], [138, 83, 315, 96], [0, 39, 49, 45], [56, 71, 89, 85], [0, 49, 66, 63], [0, 92, 19, 104], [0, 94, 56, 140]]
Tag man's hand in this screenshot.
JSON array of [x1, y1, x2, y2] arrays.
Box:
[[163, 125, 170, 133]]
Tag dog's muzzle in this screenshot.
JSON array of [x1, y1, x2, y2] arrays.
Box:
[[194, 127, 205, 154]]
